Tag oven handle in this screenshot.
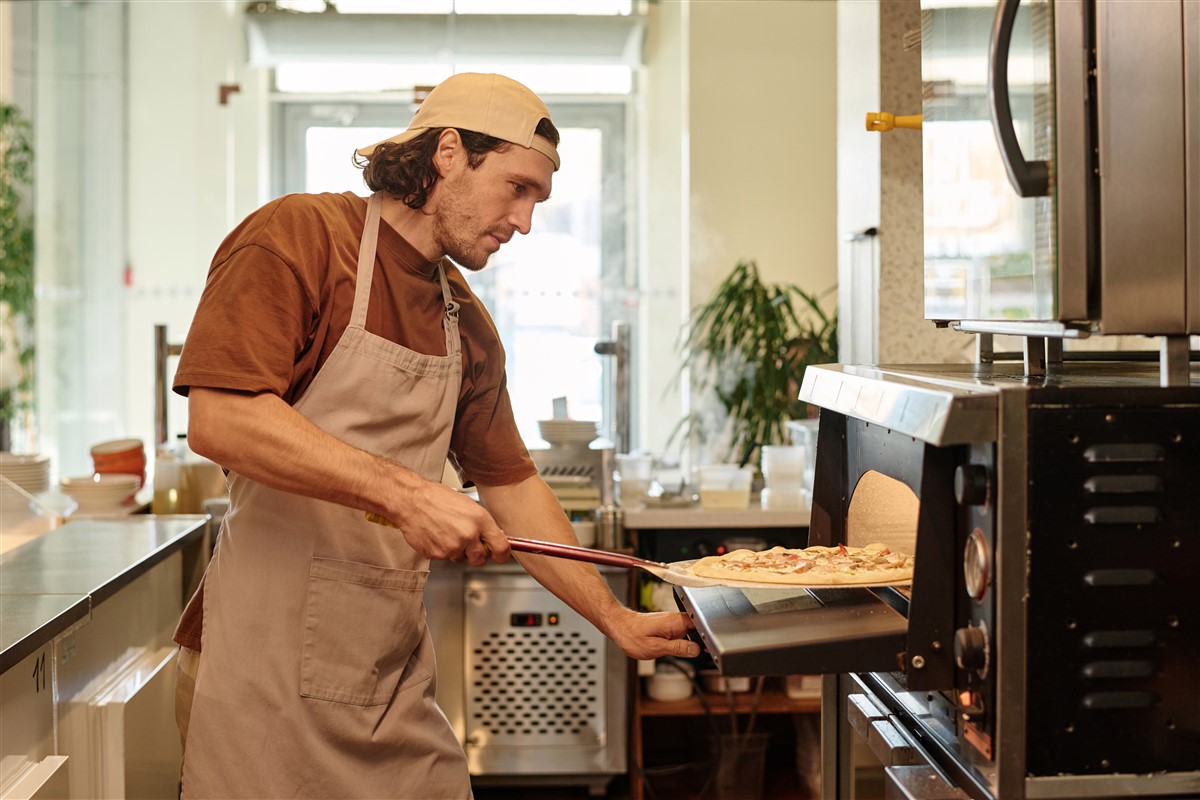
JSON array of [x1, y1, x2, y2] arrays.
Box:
[[989, 0, 1051, 197], [847, 693, 924, 768]]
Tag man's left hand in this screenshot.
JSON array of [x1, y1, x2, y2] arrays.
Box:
[[605, 609, 701, 660]]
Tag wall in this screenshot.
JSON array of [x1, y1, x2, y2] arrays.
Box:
[[638, 1, 689, 458], [687, 0, 838, 300], [639, 0, 840, 461]]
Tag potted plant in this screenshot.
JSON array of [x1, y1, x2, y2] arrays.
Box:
[[671, 259, 837, 469], [0, 102, 36, 451]]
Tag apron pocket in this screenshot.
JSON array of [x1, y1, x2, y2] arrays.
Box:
[[300, 557, 429, 706]]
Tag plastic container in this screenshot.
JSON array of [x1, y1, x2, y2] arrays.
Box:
[[785, 419, 820, 500], [699, 669, 752, 693], [761, 487, 806, 510], [761, 445, 805, 491], [697, 464, 754, 510], [645, 660, 694, 702], [614, 453, 655, 506], [710, 732, 770, 800]]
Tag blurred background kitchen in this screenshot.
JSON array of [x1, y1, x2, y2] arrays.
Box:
[[0, 1, 982, 798]]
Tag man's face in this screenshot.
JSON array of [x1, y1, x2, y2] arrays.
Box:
[[431, 136, 555, 271]]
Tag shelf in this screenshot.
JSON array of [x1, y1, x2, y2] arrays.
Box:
[[639, 686, 820, 717]]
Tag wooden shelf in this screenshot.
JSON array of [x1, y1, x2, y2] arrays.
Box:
[[639, 686, 820, 717]]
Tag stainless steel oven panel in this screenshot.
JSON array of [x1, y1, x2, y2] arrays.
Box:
[[825, 673, 991, 800], [1024, 773, 1200, 800], [676, 584, 909, 676], [1052, 0, 1088, 322], [994, 385, 1031, 797], [1096, 0, 1190, 334], [1187, 0, 1200, 333], [799, 364, 999, 447]]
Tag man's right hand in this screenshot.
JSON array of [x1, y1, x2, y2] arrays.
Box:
[[381, 479, 511, 567]]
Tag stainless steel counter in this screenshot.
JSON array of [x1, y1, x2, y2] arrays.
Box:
[[0, 516, 207, 674], [623, 504, 810, 530]]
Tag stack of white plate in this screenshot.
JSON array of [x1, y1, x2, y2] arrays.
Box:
[[0, 452, 51, 514], [537, 419, 600, 448], [60, 474, 140, 514]]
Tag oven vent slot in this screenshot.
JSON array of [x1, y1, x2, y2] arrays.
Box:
[[1082, 629, 1158, 648], [1083, 475, 1163, 494], [1082, 443, 1164, 463], [1082, 569, 1161, 587], [1080, 691, 1160, 710], [1080, 659, 1157, 679], [1082, 506, 1162, 525]]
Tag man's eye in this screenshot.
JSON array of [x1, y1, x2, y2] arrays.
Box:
[[512, 183, 526, 195]]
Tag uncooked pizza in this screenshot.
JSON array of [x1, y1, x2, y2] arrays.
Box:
[[689, 543, 914, 586]]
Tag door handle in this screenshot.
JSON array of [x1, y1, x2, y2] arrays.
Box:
[[989, 0, 1051, 197]]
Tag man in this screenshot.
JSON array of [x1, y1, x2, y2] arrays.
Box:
[[172, 73, 699, 798]]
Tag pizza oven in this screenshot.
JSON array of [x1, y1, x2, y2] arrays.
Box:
[[676, 359, 1200, 799]]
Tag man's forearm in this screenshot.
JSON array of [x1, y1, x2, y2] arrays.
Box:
[[477, 476, 628, 636], [186, 387, 421, 519]]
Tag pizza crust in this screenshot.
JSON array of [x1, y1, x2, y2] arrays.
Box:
[[689, 543, 914, 586]]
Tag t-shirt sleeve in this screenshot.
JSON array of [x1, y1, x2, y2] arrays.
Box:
[[449, 369, 538, 488], [448, 294, 538, 487], [173, 204, 318, 398]]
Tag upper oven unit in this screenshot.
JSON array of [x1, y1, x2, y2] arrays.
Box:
[[921, 0, 1200, 337]]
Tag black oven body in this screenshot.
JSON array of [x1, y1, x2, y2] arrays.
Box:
[[679, 363, 1200, 799], [1024, 397, 1200, 777]]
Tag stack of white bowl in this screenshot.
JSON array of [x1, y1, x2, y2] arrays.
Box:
[[60, 474, 140, 514], [0, 452, 51, 514], [537, 419, 600, 449]]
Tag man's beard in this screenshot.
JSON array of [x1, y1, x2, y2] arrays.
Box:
[[432, 181, 491, 272]]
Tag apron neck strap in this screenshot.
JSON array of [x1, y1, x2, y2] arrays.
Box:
[[349, 192, 384, 329]]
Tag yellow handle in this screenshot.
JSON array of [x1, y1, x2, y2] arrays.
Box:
[[365, 511, 398, 527], [865, 112, 922, 132]]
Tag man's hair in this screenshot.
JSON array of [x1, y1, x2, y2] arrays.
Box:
[[356, 118, 560, 210]]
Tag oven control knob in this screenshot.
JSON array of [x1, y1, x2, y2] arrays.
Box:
[[954, 464, 991, 506], [954, 625, 989, 675]]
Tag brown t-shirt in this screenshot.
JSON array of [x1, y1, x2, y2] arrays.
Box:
[[173, 191, 536, 650]]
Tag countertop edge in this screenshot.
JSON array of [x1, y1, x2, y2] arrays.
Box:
[[0, 595, 91, 675], [0, 515, 208, 675]]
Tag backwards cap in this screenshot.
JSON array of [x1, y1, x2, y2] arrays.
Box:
[[355, 73, 559, 171]]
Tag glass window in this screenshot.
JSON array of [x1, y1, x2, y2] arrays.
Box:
[[277, 97, 632, 449]]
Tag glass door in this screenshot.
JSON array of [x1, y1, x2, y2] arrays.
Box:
[[920, 0, 1056, 323]]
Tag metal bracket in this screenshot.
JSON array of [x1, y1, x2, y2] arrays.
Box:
[[1159, 335, 1191, 387]]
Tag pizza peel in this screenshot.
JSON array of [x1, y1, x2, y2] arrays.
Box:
[[365, 514, 909, 589], [365, 511, 720, 586], [506, 536, 725, 588]]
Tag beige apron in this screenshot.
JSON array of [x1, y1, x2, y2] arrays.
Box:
[[182, 192, 471, 799]]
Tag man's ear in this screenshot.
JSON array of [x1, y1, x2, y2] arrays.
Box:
[[432, 128, 464, 177]]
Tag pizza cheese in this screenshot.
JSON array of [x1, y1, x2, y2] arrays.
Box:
[[689, 543, 914, 586]]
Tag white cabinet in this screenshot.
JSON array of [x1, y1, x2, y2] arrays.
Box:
[[0, 756, 70, 799], [59, 647, 179, 800]]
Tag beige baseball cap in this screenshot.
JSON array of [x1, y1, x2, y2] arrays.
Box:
[[355, 72, 560, 171]]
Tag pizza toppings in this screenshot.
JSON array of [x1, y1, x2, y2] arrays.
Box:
[[689, 543, 915, 586]]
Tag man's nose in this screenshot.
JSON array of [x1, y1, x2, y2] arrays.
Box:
[[509, 203, 535, 236]]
